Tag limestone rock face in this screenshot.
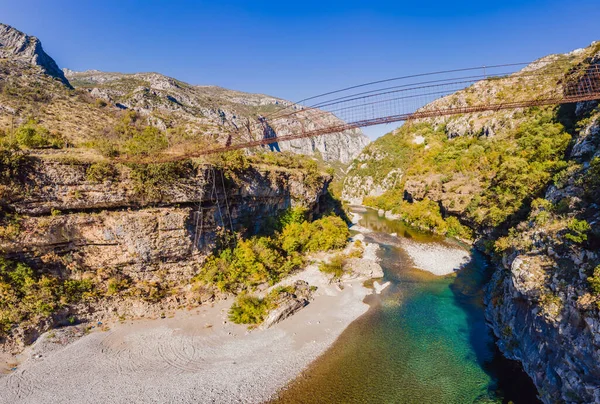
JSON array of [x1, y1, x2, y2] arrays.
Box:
[[485, 102, 600, 404], [63, 69, 370, 164], [0, 158, 330, 353], [0, 23, 70, 86]]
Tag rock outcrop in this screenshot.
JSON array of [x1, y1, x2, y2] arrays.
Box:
[[0, 23, 70, 86], [261, 281, 313, 329]]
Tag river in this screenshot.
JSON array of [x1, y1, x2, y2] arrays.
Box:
[[273, 207, 539, 403]]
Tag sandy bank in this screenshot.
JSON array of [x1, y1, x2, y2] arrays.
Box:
[[0, 241, 381, 404], [401, 239, 470, 276]]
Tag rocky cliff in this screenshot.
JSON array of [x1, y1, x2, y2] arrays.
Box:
[[0, 155, 330, 353], [485, 103, 600, 403]]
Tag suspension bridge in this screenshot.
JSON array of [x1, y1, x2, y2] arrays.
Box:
[[200, 60, 600, 155]]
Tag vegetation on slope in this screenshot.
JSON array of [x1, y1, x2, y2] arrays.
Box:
[[0, 258, 94, 337], [360, 106, 571, 236], [194, 207, 349, 293]]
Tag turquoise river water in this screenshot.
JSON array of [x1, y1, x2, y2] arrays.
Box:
[[273, 207, 540, 404]]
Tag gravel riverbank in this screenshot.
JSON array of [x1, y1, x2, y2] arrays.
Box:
[[0, 241, 382, 404]]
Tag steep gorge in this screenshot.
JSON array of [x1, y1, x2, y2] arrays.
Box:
[[342, 42, 600, 403]]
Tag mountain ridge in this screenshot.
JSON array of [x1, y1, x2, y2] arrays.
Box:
[[0, 22, 368, 164], [0, 23, 70, 87]]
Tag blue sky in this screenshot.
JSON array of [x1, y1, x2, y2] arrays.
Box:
[[1, 0, 599, 139]]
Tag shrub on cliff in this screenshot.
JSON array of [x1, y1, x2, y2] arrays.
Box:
[[588, 266, 600, 296], [585, 157, 600, 199], [0, 258, 95, 337], [86, 162, 119, 183], [124, 126, 168, 156], [128, 160, 194, 201], [565, 219, 591, 244]]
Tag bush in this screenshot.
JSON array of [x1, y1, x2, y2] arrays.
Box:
[[13, 120, 64, 149], [228, 294, 269, 324], [279, 215, 349, 254], [565, 219, 591, 244], [585, 157, 600, 198], [0, 146, 29, 183], [318, 254, 346, 278], [197, 214, 349, 292], [61, 279, 94, 303], [124, 126, 168, 156], [107, 277, 129, 296], [588, 266, 600, 295], [445, 216, 473, 240], [0, 213, 21, 241], [129, 161, 193, 201], [0, 258, 95, 337], [199, 236, 302, 292], [86, 162, 118, 183], [208, 150, 250, 175]]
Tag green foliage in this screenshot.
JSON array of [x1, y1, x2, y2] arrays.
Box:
[[360, 108, 571, 230], [318, 254, 346, 278], [128, 161, 193, 201], [13, 120, 64, 149], [0, 258, 95, 337], [588, 266, 600, 295], [124, 126, 168, 156], [565, 219, 591, 244], [197, 215, 349, 292], [107, 277, 129, 296], [531, 198, 553, 225], [86, 162, 119, 183], [0, 146, 28, 183], [228, 294, 270, 324], [279, 215, 349, 255], [208, 150, 250, 176], [90, 139, 120, 158], [264, 206, 308, 234], [445, 216, 473, 240], [0, 214, 21, 241], [61, 279, 94, 303], [585, 157, 600, 199], [227, 285, 306, 325]]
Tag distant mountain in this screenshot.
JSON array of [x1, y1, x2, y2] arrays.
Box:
[[0, 22, 368, 164], [63, 69, 369, 163]]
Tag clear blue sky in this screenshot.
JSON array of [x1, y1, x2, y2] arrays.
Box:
[[1, 0, 598, 139]]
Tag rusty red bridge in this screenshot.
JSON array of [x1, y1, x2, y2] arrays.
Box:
[[198, 60, 600, 155]]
